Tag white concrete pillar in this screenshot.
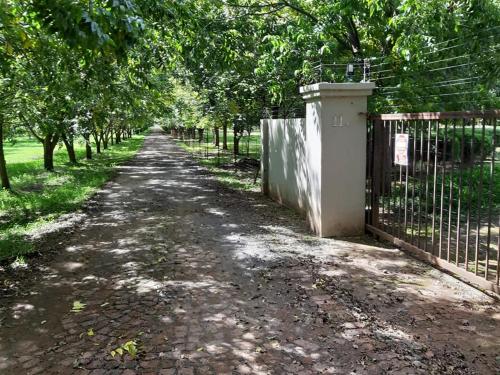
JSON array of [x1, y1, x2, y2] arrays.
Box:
[[299, 82, 375, 237]]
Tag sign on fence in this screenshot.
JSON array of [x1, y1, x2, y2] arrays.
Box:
[[394, 133, 409, 166]]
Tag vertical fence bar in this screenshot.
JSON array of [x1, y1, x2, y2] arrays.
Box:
[[371, 120, 384, 227], [485, 117, 496, 280], [416, 120, 424, 247], [465, 120, 475, 272], [474, 119, 486, 275], [447, 120, 456, 262], [403, 120, 410, 241], [397, 120, 404, 239], [410, 120, 418, 244], [438, 121, 449, 259], [431, 119, 439, 254], [456, 119, 466, 266], [423, 120, 432, 252], [381, 121, 387, 230], [390, 120, 397, 236]]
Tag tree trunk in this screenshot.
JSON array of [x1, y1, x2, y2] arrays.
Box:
[[115, 130, 121, 144], [62, 133, 77, 164], [93, 132, 101, 153], [83, 134, 92, 160], [86, 143, 92, 160], [214, 127, 220, 147], [0, 117, 11, 190], [222, 123, 228, 150], [102, 132, 109, 150], [43, 134, 58, 171], [198, 128, 204, 143], [233, 127, 240, 156]]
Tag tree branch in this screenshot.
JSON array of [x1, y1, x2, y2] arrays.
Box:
[[281, 0, 318, 23], [18, 113, 43, 142]]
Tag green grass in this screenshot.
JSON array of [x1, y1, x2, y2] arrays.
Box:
[[173, 129, 261, 192], [0, 133, 147, 260], [4, 137, 48, 164]]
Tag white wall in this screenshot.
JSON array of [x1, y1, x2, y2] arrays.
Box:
[[261, 118, 321, 232], [261, 83, 375, 237], [261, 119, 306, 211]]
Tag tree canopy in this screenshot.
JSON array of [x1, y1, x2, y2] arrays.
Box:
[[1, 0, 499, 189]]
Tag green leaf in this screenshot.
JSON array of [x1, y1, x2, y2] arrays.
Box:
[[71, 301, 86, 313]]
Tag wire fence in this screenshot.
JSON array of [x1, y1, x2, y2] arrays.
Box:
[[168, 126, 262, 166], [308, 27, 499, 113]]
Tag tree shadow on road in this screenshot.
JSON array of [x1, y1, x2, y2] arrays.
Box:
[[0, 132, 498, 374]]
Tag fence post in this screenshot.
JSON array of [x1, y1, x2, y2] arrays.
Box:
[[299, 82, 376, 236], [371, 119, 383, 227], [260, 119, 270, 195]]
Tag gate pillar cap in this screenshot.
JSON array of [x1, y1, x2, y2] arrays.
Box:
[[300, 82, 376, 101]]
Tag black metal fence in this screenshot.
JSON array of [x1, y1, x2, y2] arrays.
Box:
[[366, 111, 499, 293]]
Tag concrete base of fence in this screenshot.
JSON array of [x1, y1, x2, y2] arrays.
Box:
[[261, 82, 375, 237]]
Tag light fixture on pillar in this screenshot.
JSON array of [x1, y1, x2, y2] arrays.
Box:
[[346, 63, 354, 82], [363, 59, 371, 82]]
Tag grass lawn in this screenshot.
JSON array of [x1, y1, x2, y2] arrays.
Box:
[[174, 129, 262, 192], [0, 133, 147, 261]]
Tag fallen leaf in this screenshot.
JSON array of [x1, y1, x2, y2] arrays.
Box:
[[71, 301, 86, 313]]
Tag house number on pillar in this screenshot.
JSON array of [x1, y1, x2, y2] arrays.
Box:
[[331, 115, 347, 127]]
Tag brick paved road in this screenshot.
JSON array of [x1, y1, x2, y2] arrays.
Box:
[[0, 128, 499, 374]]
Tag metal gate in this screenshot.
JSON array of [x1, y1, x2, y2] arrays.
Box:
[[366, 111, 499, 293]]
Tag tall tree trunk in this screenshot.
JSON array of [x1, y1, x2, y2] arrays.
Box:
[[102, 132, 109, 150], [222, 123, 228, 150], [93, 132, 101, 153], [83, 134, 92, 160], [0, 117, 11, 190], [62, 133, 77, 164], [233, 127, 240, 156], [214, 127, 220, 147], [43, 133, 59, 171]]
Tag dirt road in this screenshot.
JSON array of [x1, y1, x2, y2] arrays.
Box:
[[1, 127, 498, 374]]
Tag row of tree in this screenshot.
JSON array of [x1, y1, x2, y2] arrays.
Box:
[[2, 1, 499, 189], [0, 1, 171, 190], [162, 0, 499, 155]]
